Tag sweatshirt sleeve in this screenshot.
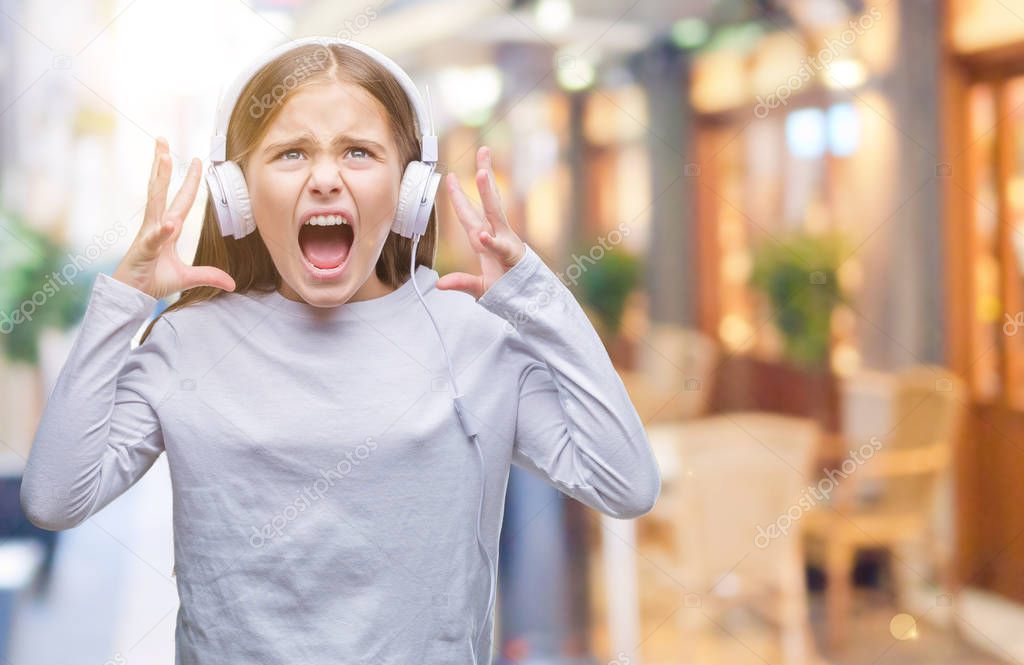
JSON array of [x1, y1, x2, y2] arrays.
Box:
[[20, 272, 179, 531], [475, 243, 661, 519]]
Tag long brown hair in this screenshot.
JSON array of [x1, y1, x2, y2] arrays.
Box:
[[141, 42, 438, 343]]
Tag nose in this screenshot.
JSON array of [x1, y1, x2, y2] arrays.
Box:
[[309, 160, 344, 197]]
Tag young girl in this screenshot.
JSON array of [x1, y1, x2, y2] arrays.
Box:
[[20, 38, 660, 664]]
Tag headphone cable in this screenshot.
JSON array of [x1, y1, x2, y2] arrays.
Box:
[[409, 234, 495, 664]]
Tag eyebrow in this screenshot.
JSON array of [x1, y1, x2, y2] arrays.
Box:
[[262, 132, 387, 156]]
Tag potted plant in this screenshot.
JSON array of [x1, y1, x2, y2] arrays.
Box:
[[572, 245, 642, 368], [0, 206, 95, 597], [0, 208, 90, 457], [747, 230, 848, 427], [749, 230, 847, 368]]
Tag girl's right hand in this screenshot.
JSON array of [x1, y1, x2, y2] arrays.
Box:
[[112, 137, 236, 300]]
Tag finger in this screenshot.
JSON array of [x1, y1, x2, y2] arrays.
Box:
[[140, 218, 175, 257], [148, 137, 166, 185], [478, 146, 498, 199], [475, 167, 508, 231], [476, 146, 508, 230], [445, 173, 490, 244], [182, 265, 236, 292], [170, 211, 187, 244], [477, 143, 497, 188], [166, 158, 202, 223], [145, 148, 172, 229], [476, 146, 499, 202], [479, 230, 524, 268], [435, 271, 484, 299]]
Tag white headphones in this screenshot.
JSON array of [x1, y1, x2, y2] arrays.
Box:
[[205, 36, 442, 241]]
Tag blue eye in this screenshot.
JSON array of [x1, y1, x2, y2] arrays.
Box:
[[275, 146, 375, 161]]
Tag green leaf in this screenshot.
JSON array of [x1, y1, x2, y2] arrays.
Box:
[[748, 230, 848, 368], [0, 208, 91, 364]]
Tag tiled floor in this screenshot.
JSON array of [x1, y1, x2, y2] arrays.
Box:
[[589, 562, 1008, 665], [810, 592, 1002, 665]]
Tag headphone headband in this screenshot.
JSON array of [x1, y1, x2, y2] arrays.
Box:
[[209, 36, 438, 165]]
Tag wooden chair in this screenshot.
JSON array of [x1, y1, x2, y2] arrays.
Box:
[[619, 324, 719, 425], [598, 325, 718, 662], [802, 365, 967, 650], [646, 412, 821, 665]]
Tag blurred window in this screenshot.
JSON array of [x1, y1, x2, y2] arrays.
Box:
[[964, 77, 1024, 407], [702, 102, 865, 372]]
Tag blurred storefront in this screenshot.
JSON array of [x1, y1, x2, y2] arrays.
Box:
[[6, 0, 1024, 663], [684, 0, 931, 421], [946, 0, 1024, 608], [636, 0, 1024, 648]]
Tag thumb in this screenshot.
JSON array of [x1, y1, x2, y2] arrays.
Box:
[[182, 266, 236, 292], [435, 272, 483, 299]]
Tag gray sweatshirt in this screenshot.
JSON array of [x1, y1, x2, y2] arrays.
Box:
[[20, 242, 661, 664]]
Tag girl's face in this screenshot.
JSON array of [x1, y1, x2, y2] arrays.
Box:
[[246, 80, 404, 307]]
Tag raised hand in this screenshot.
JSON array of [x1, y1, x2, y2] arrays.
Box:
[[435, 146, 526, 300], [112, 138, 236, 299]]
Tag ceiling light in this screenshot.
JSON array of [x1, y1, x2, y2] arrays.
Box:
[[535, 0, 573, 34]]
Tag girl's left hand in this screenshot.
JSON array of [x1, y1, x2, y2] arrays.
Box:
[[435, 146, 526, 300]]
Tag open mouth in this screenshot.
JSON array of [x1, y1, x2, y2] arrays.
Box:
[[298, 217, 354, 271]]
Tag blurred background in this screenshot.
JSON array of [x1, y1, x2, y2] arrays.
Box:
[[0, 0, 1023, 663]]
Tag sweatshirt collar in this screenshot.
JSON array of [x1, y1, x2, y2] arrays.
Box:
[[243, 265, 438, 322]]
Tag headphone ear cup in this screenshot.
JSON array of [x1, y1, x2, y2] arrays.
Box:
[[205, 163, 235, 238], [220, 161, 255, 239], [394, 161, 439, 238], [205, 161, 254, 239], [418, 170, 441, 237]]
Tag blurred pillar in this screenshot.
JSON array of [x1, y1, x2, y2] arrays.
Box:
[[497, 467, 597, 665], [635, 43, 697, 327], [491, 43, 598, 665], [567, 90, 588, 255], [875, 0, 946, 365], [0, 0, 17, 182]]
